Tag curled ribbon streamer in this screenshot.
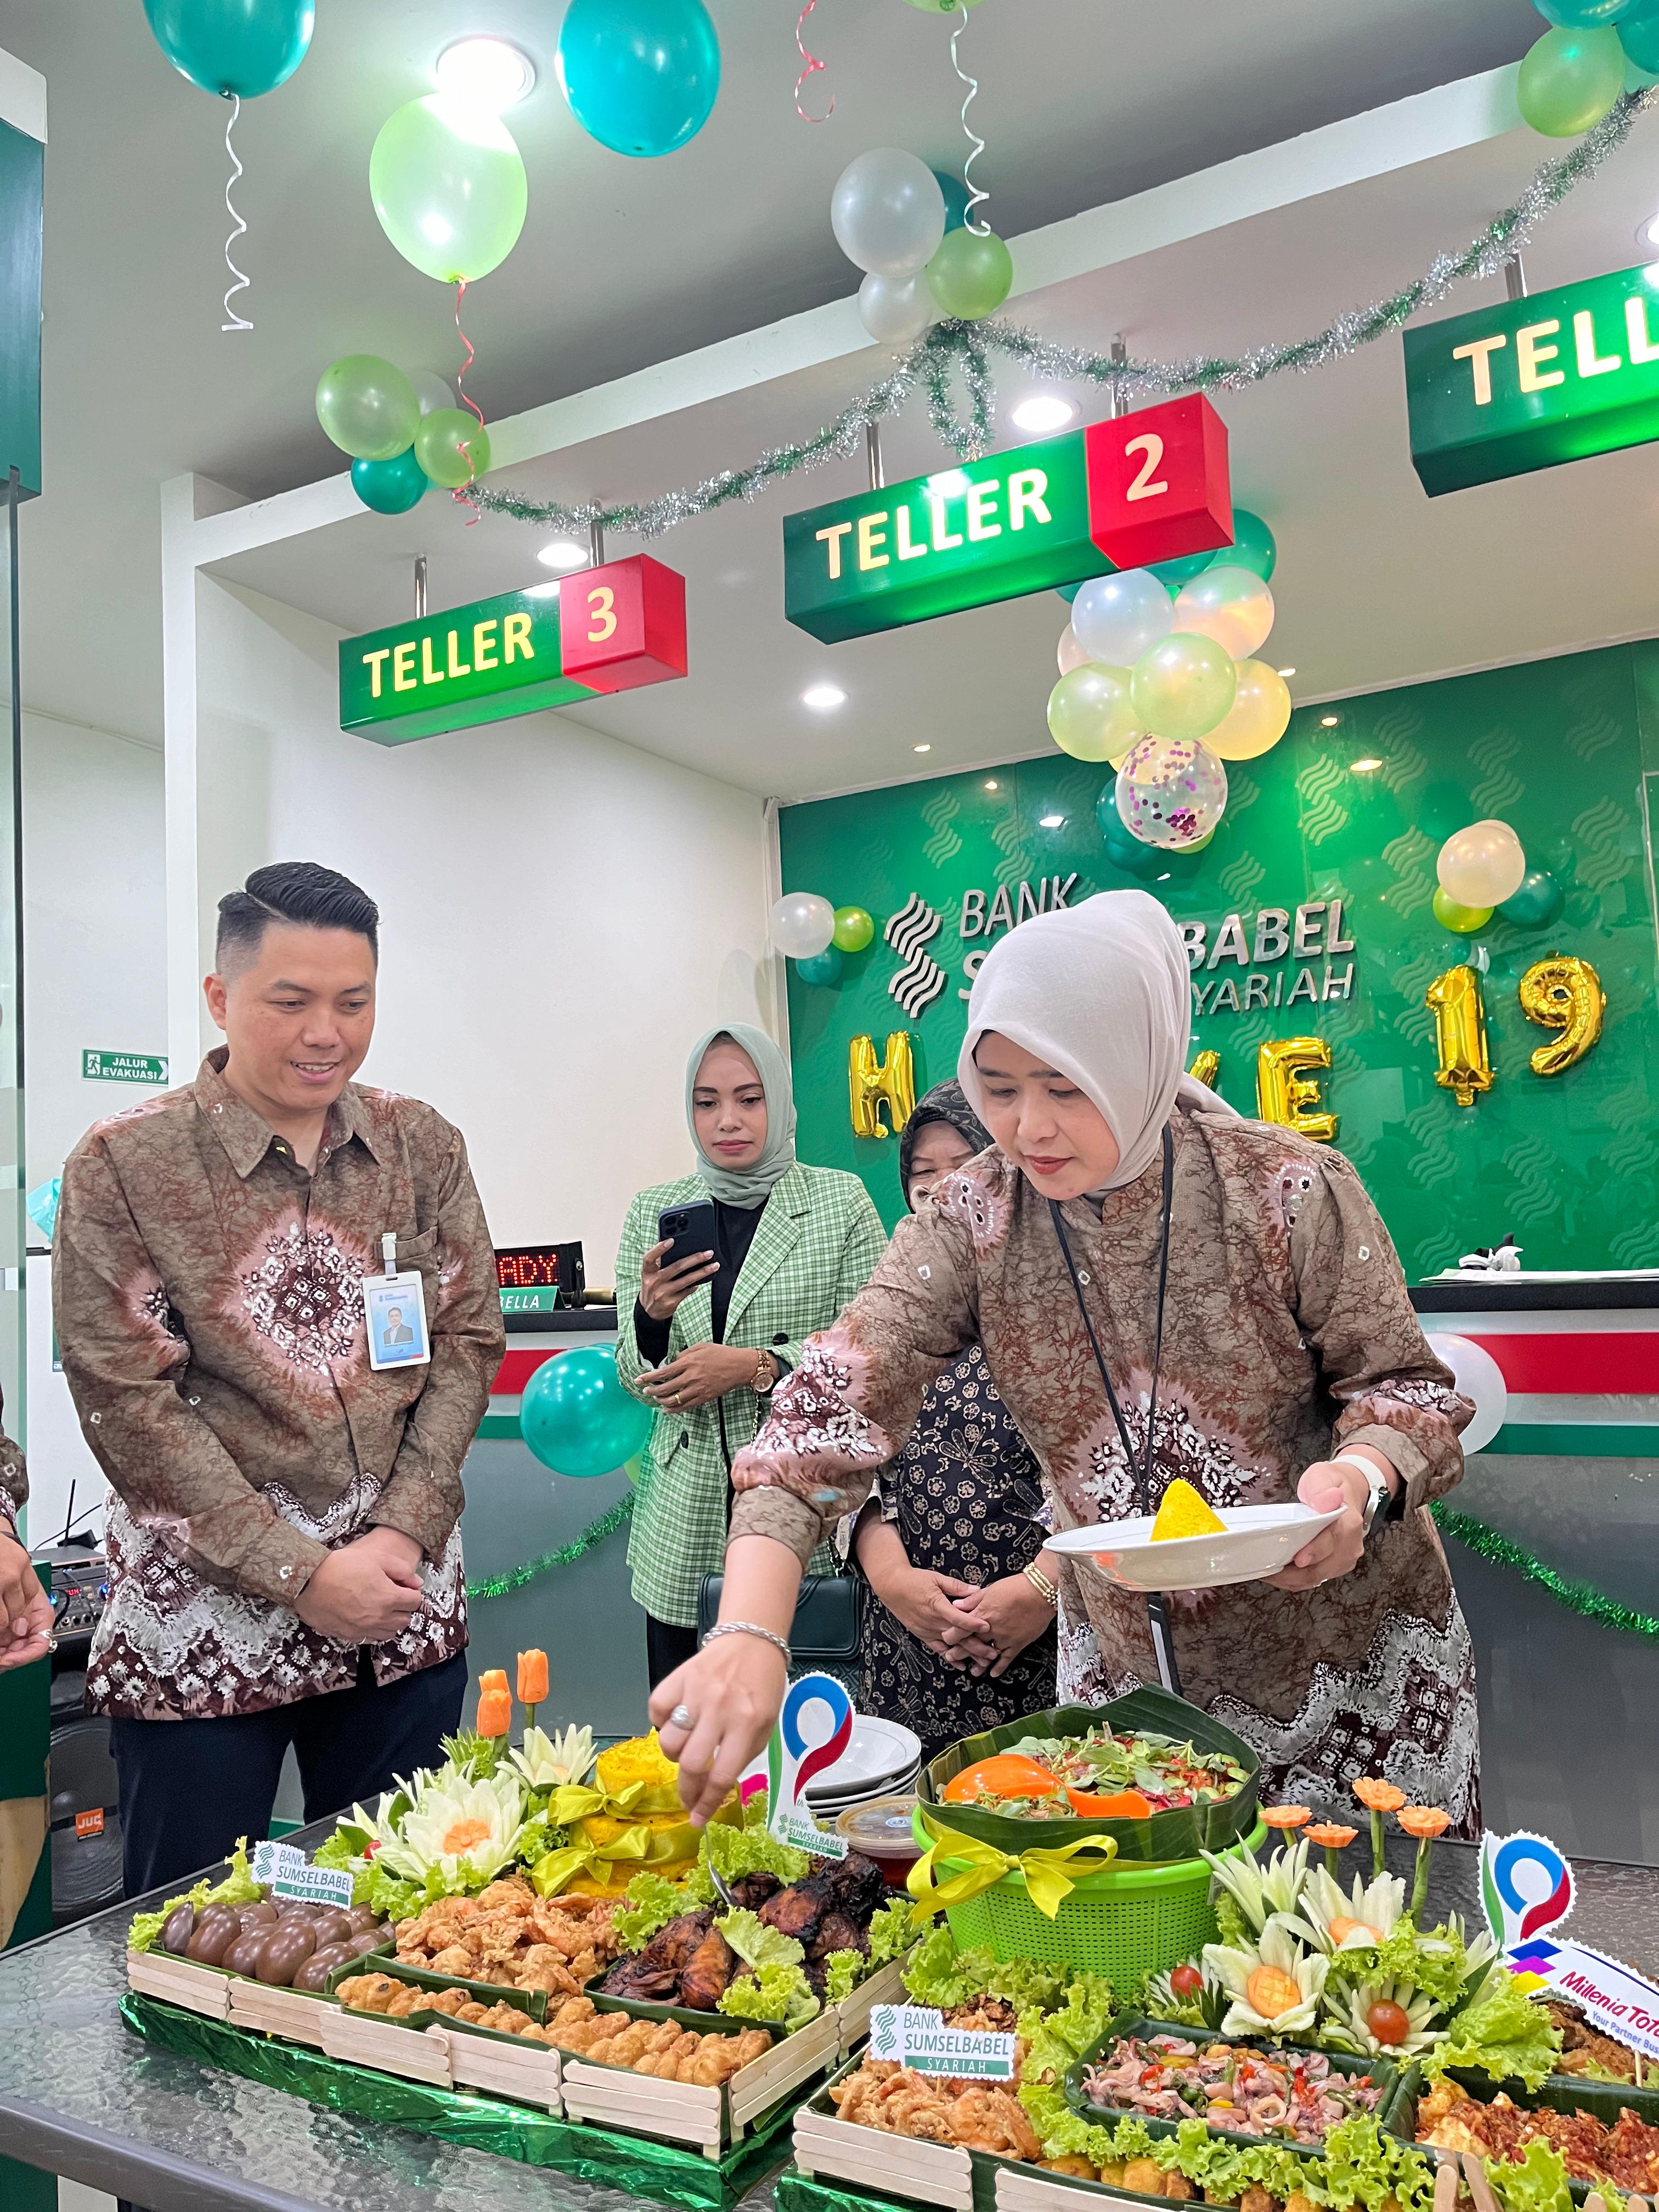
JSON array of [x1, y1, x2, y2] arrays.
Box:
[[794, 0, 834, 123], [905, 1807, 1119, 1923], [453, 278, 487, 524], [221, 93, 253, 332], [951, 5, 990, 236]]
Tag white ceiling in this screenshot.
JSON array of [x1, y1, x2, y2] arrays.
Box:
[[6, 0, 1541, 754]]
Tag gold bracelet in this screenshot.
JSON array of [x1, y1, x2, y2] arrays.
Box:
[[1023, 1560, 1058, 1609]]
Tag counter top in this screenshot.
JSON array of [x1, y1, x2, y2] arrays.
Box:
[[1410, 1279, 1659, 1312], [2, 1824, 1657, 2212]]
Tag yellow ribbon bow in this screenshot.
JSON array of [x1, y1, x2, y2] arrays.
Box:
[[528, 1777, 702, 1897], [905, 1807, 1119, 1922]]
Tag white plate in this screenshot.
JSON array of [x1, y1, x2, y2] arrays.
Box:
[[1042, 1502, 1345, 1592], [800, 1715, 922, 1798], [806, 1763, 920, 1808]]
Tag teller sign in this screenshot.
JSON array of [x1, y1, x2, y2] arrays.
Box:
[[783, 394, 1233, 643]]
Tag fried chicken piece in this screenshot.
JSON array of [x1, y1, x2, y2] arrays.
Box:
[[945, 1997, 1018, 2035], [679, 1926, 737, 2012], [515, 1944, 588, 1998], [338, 1973, 401, 2013], [825, 1852, 887, 1923], [943, 2087, 1041, 2159], [427, 1944, 477, 1977], [602, 1909, 714, 2000], [638, 2030, 702, 2078], [529, 1900, 602, 1956], [474, 1879, 535, 1915], [811, 1912, 870, 1962], [725, 1874, 781, 1912], [759, 1873, 833, 1947]]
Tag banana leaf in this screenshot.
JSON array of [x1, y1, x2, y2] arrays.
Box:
[[919, 1688, 1261, 1865]]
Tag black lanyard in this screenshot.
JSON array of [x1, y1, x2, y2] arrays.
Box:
[[1049, 1120, 1183, 1697]]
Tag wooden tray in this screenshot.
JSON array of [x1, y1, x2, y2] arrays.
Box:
[[126, 1950, 231, 2021], [422, 2015, 563, 2113], [226, 1979, 331, 2047], [794, 2097, 973, 2212], [834, 1955, 911, 2060], [319, 2004, 453, 2087], [562, 2006, 840, 2160]]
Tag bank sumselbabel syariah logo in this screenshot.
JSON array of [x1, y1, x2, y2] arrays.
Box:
[[886, 893, 947, 1018]]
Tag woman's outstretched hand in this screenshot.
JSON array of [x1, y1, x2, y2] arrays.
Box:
[[652, 1632, 787, 1825]]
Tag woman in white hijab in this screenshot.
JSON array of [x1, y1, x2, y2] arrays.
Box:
[[652, 893, 1481, 1838]]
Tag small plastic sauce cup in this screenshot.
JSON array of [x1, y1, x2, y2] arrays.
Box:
[[835, 1795, 922, 1887]]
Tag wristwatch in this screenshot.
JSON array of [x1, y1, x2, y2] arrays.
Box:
[[752, 1348, 777, 1395], [1335, 1451, 1396, 1536]]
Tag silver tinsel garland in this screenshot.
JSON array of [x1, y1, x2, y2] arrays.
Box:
[[472, 87, 1657, 541]]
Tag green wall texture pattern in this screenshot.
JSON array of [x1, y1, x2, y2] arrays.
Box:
[[780, 641, 1659, 1278]]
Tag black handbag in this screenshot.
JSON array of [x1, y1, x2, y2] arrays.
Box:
[[696, 1572, 864, 1698]]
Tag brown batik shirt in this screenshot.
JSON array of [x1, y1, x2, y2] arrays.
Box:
[[732, 1109, 1483, 1832], [53, 1050, 505, 1722]]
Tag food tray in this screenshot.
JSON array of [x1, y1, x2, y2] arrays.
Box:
[[1390, 2062, 1659, 2205], [126, 1949, 232, 2021], [325, 1949, 550, 2023], [562, 2004, 841, 2160], [834, 1955, 912, 2060], [1065, 2011, 1415, 2154], [420, 2010, 563, 2111], [226, 1978, 334, 2048], [921, 1691, 1262, 1862], [589, 1948, 915, 2061], [319, 2001, 454, 2086]]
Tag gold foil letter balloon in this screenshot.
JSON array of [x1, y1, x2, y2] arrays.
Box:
[[1425, 965, 1494, 1107], [848, 1032, 916, 1138], [1519, 955, 1606, 1075], [1255, 1037, 1338, 1143]]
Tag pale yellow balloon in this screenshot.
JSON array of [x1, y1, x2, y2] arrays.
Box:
[[1438, 819, 1526, 907], [1204, 659, 1293, 761], [1172, 565, 1275, 661], [1057, 622, 1089, 676], [1048, 663, 1137, 761]]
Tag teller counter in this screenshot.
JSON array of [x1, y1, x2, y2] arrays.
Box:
[[1410, 1278, 1659, 1863], [456, 1304, 649, 1736]]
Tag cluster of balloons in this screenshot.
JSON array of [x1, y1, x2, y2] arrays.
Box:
[[832, 151, 1013, 345], [316, 357, 488, 510], [557, 0, 721, 160], [1434, 821, 1563, 935], [520, 1346, 652, 1480], [770, 894, 876, 986], [143, 0, 312, 100], [1049, 511, 1288, 853], [1516, 0, 1659, 137], [371, 95, 528, 286]]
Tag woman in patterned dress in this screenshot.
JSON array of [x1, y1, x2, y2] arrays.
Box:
[[851, 1081, 1057, 1756], [653, 892, 1482, 1837]]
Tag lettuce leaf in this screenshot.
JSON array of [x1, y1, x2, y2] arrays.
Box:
[[311, 1830, 359, 1874], [127, 1838, 263, 1953], [128, 1877, 212, 1955], [866, 1898, 914, 1971], [716, 1961, 821, 2030], [715, 1908, 804, 1972], [822, 1950, 865, 2007], [614, 1872, 687, 1953], [903, 1925, 1000, 2010], [1328, 1920, 1471, 2011], [1487, 2138, 1573, 2212], [1319, 2116, 1436, 2212], [703, 1821, 809, 1885], [1428, 1975, 1562, 2091]]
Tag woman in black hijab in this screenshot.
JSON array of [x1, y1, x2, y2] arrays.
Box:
[[849, 1081, 1058, 1756]]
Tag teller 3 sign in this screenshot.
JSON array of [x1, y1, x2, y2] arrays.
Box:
[[784, 397, 1233, 643], [338, 556, 688, 743]]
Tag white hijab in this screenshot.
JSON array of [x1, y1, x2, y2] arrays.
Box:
[[957, 889, 1237, 1193]]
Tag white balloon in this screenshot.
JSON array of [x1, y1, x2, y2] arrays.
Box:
[[1171, 565, 1275, 661], [411, 370, 455, 417], [858, 270, 932, 346], [1071, 570, 1173, 667], [831, 149, 946, 279], [1425, 1333, 1508, 1455], [1437, 820, 1526, 907], [770, 892, 836, 960], [1057, 622, 1088, 676]]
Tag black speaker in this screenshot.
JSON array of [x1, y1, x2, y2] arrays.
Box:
[[49, 1713, 123, 1925]]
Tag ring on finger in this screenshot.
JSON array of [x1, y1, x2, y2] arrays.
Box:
[[669, 1703, 695, 1730]]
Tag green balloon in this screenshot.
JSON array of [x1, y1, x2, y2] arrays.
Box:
[[519, 1344, 651, 1479], [1516, 25, 1624, 134], [315, 355, 419, 462], [831, 904, 875, 953], [1148, 550, 1212, 590], [926, 228, 1013, 321], [1048, 664, 1137, 761], [1432, 887, 1493, 934], [1131, 634, 1237, 742], [415, 409, 491, 489], [370, 96, 528, 284], [1216, 509, 1277, 581], [1498, 868, 1565, 929]]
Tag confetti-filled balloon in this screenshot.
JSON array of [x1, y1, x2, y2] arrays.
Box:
[[1047, 664, 1137, 763], [832, 149, 946, 277], [1204, 659, 1291, 761], [1516, 25, 1623, 134], [1131, 632, 1237, 742], [1438, 820, 1527, 907], [1116, 734, 1228, 850], [1057, 623, 1088, 676], [770, 892, 836, 958], [1071, 570, 1172, 665], [1094, 785, 1163, 877], [1172, 565, 1275, 659]]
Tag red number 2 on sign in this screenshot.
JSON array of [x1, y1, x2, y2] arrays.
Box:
[[1083, 395, 1233, 570]]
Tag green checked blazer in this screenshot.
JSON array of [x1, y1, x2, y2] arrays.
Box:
[[617, 1161, 888, 1626]]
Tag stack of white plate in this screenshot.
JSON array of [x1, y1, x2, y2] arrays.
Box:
[[802, 1714, 923, 1819]]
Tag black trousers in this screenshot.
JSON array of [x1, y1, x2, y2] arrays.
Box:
[[645, 1613, 698, 1690], [110, 1648, 469, 1898]]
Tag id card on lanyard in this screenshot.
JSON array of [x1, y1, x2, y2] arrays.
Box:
[[363, 1232, 432, 1372]]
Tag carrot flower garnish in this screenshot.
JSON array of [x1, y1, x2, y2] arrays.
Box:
[[1353, 1776, 1406, 1878], [1262, 1805, 1312, 1830], [1306, 1821, 1358, 1878], [1401, 1806, 1452, 1923]]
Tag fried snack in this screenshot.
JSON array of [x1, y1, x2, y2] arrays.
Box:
[[384, 1983, 426, 2017], [1417, 2081, 1659, 2194], [393, 1886, 620, 1997], [337, 1973, 401, 2014]]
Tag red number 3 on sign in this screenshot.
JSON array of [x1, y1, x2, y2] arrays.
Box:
[[1084, 394, 1233, 570], [558, 555, 689, 694]]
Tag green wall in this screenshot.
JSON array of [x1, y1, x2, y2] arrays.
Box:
[[780, 641, 1659, 1279]]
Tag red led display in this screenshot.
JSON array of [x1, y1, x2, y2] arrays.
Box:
[[495, 1246, 565, 1290]]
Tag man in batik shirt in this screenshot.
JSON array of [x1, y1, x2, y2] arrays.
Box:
[[54, 862, 504, 1892]]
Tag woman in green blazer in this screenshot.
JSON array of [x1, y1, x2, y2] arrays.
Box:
[[616, 1025, 888, 1686]]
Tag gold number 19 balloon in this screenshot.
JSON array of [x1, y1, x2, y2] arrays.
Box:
[[1426, 964, 1494, 1107], [1519, 955, 1606, 1076], [1256, 1037, 1339, 1142]]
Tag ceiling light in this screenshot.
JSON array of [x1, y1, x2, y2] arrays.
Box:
[[1277, 666, 1296, 678], [913, 743, 932, 753], [523, 580, 561, 599], [435, 36, 536, 111], [929, 470, 972, 498], [538, 538, 586, 569], [1351, 757, 1382, 773], [803, 682, 847, 712], [1639, 212, 1659, 250], [1011, 396, 1076, 435], [984, 779, 999, 791], [1039, 812, 1065, 828], [1320, 714, 1340, 727]]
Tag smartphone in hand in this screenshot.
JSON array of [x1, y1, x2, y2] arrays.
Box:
[[657, 1200, 718, 1273]]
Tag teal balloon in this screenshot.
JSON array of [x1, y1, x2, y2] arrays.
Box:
[[933, 170, 969, 233], [1534, 0, 1638, 23], [1216, 509, 1277, 581], [1094, 785, 1161, 877], [26, 1177, 59, 1244], [143, 0, 313, 97], [1620, 0, 1659, 66], [520, 1346, 652, 1479], [1498, 867, 1565, 928], [797, 947, 843, 986], [351, 449, 429, 515], [1056, 581, 1084, 603], [1149, 550, 1213, 590], [557, 0, 721, 158]]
